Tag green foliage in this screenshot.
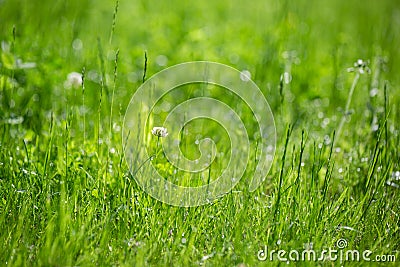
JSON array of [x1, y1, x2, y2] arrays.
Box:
[[0, 0, 399, 266]]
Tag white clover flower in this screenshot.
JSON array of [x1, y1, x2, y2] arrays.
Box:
[[347, 59, 371, 74], [64, 72, 83, 89], [151, 127, 168, 137]]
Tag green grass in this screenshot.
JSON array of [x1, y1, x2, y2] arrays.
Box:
[[1, 0, 399, 266]]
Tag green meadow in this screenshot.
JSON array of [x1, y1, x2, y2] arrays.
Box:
[[1, 0, 399, 266]]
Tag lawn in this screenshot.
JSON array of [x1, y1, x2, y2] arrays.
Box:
[[0, 0, 399, 266]]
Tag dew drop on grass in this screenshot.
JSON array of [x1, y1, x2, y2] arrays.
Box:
[[107, 50, 116, 61], [280, 72, 292, 84], [9, 99, 15, 108], [156, 55, 168, 66], [72, 39, 83, 50], [370, 88, 379, 97], [201, 252, 215, 261], [324, 135, 331, 145], [6, 116, 23, 125], [88, 70, 101, 83], [113, 123, 121, 132], [240, 70, 251, 82], [372, 124, 379, 132], [386, 181, 399, 189], [32, 94, 39, 102], [127, 72, 140, 83]]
